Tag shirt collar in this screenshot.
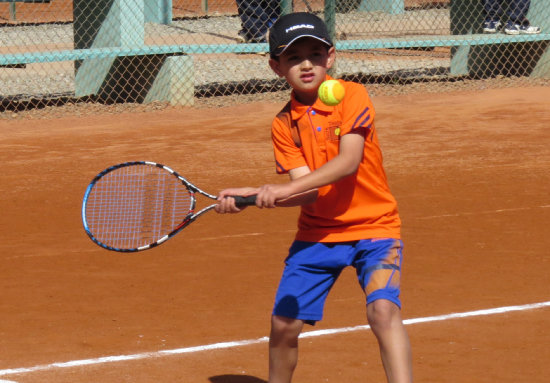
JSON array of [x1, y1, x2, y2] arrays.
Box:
[[289, 75, 336, 120]]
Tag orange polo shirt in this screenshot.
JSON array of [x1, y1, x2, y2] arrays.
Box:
[[271, 78, 401, 242]]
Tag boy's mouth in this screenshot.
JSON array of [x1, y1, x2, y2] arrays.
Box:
[[301, 73, 315, 82]]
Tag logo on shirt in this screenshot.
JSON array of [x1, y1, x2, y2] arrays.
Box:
[[327, 121, 342, 141]]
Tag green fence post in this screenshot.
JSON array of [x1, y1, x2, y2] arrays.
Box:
[[145, 0, 172, 24], [281, 0, 292, 15], [324, 0, 336, 41], [9, 2, 15, 21], [324, 0, 336, 76], [528, 0, 550, 77]]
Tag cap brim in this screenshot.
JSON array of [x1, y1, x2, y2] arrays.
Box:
[[273, 35, 333, 56]]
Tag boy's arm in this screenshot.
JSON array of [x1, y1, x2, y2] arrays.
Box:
[[216, 127, 366, 211], [256, 131, 366, 208], [274, 166, 317, 207], [214, 167, 316, 213]]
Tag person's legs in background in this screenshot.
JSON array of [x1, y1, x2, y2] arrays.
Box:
[[264, 0, 281, 29], [236, 0, 281, 42], [503, 0, 541, 34], [482, 0, 503, 33]]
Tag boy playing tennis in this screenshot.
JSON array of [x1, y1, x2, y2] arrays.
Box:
[[215, 12, 413, 383]]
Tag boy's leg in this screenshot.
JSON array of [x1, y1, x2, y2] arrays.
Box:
[[354, 238, 412, 383], [367, 299, 413, 383], [269, 241, 349, 383], [269, 315, 305, 383]]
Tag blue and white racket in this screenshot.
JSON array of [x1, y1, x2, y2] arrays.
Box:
[[82, 161, 256, 252]]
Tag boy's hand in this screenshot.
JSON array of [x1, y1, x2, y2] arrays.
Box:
[[256, 183, 294, 208], [215, 187, 258, 214]]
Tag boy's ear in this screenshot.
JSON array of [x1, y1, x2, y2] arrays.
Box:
[[269, 58, 284, 77], [326, 46, 336, 69]]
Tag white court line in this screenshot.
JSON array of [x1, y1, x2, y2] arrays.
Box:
[[197, 205, 550, 241], [199, 232, 271, 241], [0, 301, 549, 377], [199, 230, 296, 241], [417, 204, 550, 220]]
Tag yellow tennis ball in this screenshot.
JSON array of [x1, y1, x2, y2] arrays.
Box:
[[318, 80, 345, 106]]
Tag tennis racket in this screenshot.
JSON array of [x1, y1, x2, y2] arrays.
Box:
[[82, 161, 256, 252]]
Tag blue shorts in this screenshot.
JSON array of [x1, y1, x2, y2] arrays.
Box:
[[272, 238, 403, 325]]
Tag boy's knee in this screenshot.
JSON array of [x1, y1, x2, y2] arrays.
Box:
[[367, 299, 401, 331], [270, 315, 303, 344]]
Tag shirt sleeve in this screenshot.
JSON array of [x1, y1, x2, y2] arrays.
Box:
[[271, 115, 307, 174], [339, 82, 376, 136]]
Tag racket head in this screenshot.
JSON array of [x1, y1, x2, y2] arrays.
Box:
[[82, 161, 196, 252]]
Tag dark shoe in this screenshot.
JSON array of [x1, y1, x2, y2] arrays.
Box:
[[236, 29, 249, 43], [482, 20, 501, 34]]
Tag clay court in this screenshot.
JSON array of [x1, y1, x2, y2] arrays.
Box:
[[0, 86, 549, 383]]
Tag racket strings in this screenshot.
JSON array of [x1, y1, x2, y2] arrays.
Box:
[[85, 164, 193, 249]]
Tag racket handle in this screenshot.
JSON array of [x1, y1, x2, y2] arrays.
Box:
[[232, 195, 257, 207]]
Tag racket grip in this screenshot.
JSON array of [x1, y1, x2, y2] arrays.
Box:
[[232, 195, 257, 207]]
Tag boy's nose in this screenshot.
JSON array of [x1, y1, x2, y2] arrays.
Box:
[[300, 59, 313, 69]]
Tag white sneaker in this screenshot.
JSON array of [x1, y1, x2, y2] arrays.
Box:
[[504, 22, 541, 35]]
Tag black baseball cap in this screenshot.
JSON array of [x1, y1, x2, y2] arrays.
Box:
[[269, 12, 333, 58]]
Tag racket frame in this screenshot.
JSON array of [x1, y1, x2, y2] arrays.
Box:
[[82, 161, 221, 252]]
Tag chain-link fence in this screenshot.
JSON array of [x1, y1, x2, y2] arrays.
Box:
[[1, 0, 549, 112]]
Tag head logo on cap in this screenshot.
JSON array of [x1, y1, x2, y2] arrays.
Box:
[[269, 12, 333, 58], [286, 24, 315, 33]]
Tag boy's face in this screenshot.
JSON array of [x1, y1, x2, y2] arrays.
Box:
[[269, 37, 336, 105]]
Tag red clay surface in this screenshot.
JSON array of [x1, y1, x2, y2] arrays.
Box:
[[0, 87, 549, 383]]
